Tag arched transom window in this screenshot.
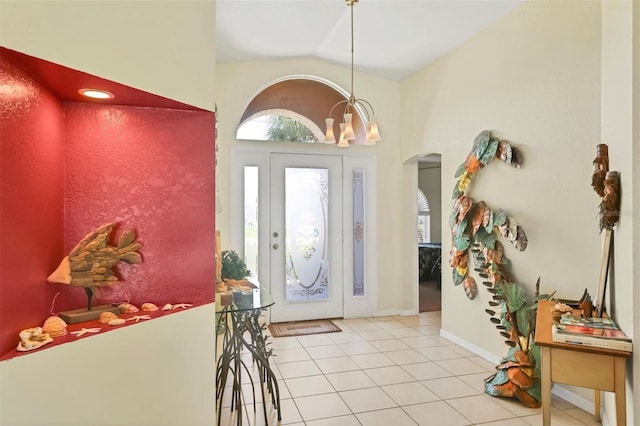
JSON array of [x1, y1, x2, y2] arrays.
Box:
[[236, 77, 367, 145]]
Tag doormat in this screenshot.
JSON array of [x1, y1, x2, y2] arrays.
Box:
[[268, 319, 342, 338]]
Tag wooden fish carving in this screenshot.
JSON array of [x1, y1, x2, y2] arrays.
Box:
[[47, 222, 143, 307]]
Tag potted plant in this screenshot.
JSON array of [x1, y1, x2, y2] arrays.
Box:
[[221, 250, 251, 281]]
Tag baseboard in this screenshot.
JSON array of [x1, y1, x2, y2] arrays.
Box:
[[551, 384, 595, 416], [440, 329, 502, 364], [373, 309, 402, 317], [440, 328, 595, 416], [372, 309, 420, 318]]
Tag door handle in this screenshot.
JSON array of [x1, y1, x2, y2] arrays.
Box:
[[272, 243, 279, 249]]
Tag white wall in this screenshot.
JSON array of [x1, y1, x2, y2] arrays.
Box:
[[401, 0, 603, 407], [215, 60, 402, 313], [0, 2, 217, 424]]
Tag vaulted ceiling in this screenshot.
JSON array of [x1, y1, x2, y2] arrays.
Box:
[[216, 0, 525, 81]]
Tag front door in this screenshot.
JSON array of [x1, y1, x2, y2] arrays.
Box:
[[269, 153, 343, 323]]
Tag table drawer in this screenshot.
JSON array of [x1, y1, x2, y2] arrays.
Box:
[[551, 348, 615, 391]]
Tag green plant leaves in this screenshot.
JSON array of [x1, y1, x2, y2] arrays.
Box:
[[454, 162, 467, 178], [221, 250, 251, 280]]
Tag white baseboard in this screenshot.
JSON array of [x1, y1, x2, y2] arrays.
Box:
[[440, 329, 502, 364], [373, 309, 402, 317], [551, 384, 594, 416], [440, 329, 595, 416], [372, 309, 420, 317]]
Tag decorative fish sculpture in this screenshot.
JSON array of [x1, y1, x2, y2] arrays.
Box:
[[47, 222, 142, 308]]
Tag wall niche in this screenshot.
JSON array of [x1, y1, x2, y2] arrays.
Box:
[[0, 47, 216, 358]]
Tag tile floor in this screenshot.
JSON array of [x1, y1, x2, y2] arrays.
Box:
[[217, 312, 599, 426]]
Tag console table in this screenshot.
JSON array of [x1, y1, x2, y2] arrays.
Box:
[[535, 300, 631, 425], [215, 287, 280, 426]]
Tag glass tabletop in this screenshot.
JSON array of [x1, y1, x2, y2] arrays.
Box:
[[215, 286, 275, 313]]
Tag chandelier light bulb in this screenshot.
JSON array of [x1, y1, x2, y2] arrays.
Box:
[[324, 118, 336, 144], [365, 119, 381, 145], [337, 123, 349, 147], [343, 113, 356, 140]]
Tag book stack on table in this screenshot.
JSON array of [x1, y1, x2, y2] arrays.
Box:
[[551, 313, 632, 351]]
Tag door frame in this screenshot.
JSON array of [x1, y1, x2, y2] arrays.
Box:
[[269, 152, 344, 322], [403, 153, 442, 316], [230, 143, 378, 321]]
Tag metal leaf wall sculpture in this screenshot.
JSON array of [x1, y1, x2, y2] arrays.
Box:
[[449, 130, 548, 408]]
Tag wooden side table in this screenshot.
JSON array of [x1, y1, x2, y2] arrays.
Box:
[[535, 300, 631, 425]]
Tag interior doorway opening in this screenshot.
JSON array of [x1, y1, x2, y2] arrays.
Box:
[[417, 154, 442, 313]]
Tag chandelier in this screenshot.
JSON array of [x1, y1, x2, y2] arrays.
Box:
[[324, 0, 381, 147]]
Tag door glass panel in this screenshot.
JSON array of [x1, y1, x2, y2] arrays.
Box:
[[285, 167, 329, 302], [353, 169, 365, 296], [244, 166, 259, 275]]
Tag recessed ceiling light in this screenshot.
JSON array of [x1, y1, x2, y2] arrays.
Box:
[[78, 88, 114, 100]]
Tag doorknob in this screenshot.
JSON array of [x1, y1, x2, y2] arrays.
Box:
[[272, 243, 279, 249]]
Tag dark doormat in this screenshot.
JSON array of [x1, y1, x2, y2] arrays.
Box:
[[268, 319, 342, 338]]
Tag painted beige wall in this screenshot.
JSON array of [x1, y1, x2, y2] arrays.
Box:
[[0, 1, 216, 111], [0, 307, 216, 425], [601, 2, 639, 424], [401, 0, 603, 406], [215, 59, 402, 313], [0, 2, 217, 424]]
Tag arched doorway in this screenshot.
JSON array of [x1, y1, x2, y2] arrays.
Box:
[[417, 155, 442, 313]]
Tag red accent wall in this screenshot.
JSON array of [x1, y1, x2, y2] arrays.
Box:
[[0, 51, 65, 355], [0, 48, 216, 357], [58, 104, 215, 310]]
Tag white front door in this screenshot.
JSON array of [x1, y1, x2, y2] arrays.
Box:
[[269, 153, 343, 323]]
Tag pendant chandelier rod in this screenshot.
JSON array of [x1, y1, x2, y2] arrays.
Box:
[[349, 0, 355, 105], [323, 0, 381, 146]]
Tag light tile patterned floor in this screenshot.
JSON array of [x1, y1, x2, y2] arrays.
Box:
[[217, 312, 599, 425]]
